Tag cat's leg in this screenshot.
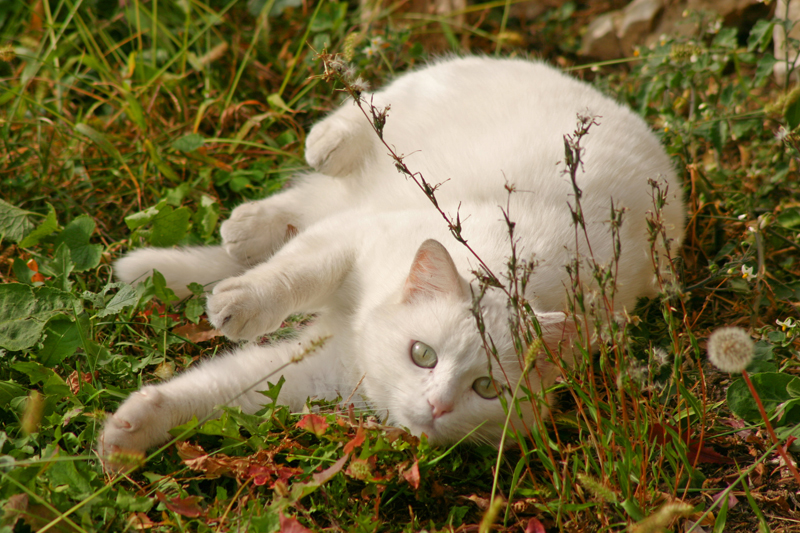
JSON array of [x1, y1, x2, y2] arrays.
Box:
[[97, 323, 344, 459], [221, 174, 356, 265], [207, 229, 356, 341], [115, 246, 245, 299], [304, 98, 379, 177]]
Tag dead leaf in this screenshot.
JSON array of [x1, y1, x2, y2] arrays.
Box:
[[2, 493, 27, 529], [463, 494, 490, 511], [173, 319, 222, 343], [127, 512, 156, 530], [525, 518, 546, 533], [156, 491, 204, 518], [403, 461, 420, 490], [279, 513, 313, 533], [67, 371, 94, 395], [649, 423, 737, 464]]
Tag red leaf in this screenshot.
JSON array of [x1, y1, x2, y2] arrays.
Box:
[[312, 453, 349, 484], [296, 413, 328, 436], [156, 491, 204, 518], [343, 425, 366, 454], [403, 461, 420, 490], [275, 465, 301, 485], [525, 518, 546, 533], [248, 464, 274, 486], [26, 259, 39, 272], [279, 513, 313, 533]]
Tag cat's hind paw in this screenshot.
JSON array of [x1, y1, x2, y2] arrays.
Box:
[[305, 113, 374, 177], [96, 386, 173, 470], [206, 276, 288, 341]]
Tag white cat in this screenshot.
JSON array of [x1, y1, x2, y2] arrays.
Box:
[[98, 56, 685, 459]]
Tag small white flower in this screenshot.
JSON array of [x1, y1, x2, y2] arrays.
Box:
[[776, 127, 789, 142], [776, 318, 796, 331], [363, 37, 385, 58], [747, 226, 757, 233], [741, 265, 755, 280], [690, 54, 698, 63], [707, 327, 754, 373], [737, 214, 747, 220]]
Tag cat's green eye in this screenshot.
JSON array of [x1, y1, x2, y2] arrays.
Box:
[[472, 377, 499, 399], [410, 341, 437, 368]]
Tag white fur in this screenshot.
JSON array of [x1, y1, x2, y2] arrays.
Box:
[[99, 56, 684, 459]]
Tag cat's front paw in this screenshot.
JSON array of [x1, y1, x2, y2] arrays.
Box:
[[97, 386, 173, 469], [221, 202, 297, 265], [305, 114, 373, 177], [206, 277, 288, 340]]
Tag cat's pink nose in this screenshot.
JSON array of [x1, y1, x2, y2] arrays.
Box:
[[428, 400, 454, 419]]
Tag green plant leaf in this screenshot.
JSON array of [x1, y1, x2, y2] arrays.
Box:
[[18, 204, 58, 248], [11, 360, 54, 385], [0, 380, 26, 407], [0, 284, 76, 351], [777, 208, 800, 228], [171, 133, 205, 152], [747, 19, 774, 52], [125, 201, 166, 230], [727, 373, 800, 425], [788, 378, 800, 398], [75, 123, 125, 163], [97, 283, 139, 318], [150, 206, 191, 247], [37, 319, 82, 368], [0, 199, 35, 244], [194, 195, 219, 239], [786, 96, 800, 130], [55, 216, 103, 272], [125, 93, 147, 130]]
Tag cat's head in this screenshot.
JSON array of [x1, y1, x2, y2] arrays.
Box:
[[358, 239, 575, 447]]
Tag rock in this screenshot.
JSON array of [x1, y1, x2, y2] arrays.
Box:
[[579, 0, 771, 60], [580, 11, 623, 60], [618, 0, 664, 53], [774, 0, 800, 85]]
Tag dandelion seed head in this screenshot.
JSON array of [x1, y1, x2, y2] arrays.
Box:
[[351, 76, 370, 93], [707, 327, 754, 373], [652, 347, 669, 366]]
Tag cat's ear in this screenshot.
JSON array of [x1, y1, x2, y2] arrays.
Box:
[[402, 240, 470, 303]]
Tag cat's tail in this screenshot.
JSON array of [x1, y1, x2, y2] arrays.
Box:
[[115, 246, 246, 299]]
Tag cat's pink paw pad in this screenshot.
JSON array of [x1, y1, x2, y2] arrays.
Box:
[[96, 387, 171, 465]]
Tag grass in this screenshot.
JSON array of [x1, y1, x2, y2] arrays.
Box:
[[1, 1, 799, 532]]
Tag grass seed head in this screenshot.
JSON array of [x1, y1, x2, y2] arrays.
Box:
[[707, 327, 754, 373]]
